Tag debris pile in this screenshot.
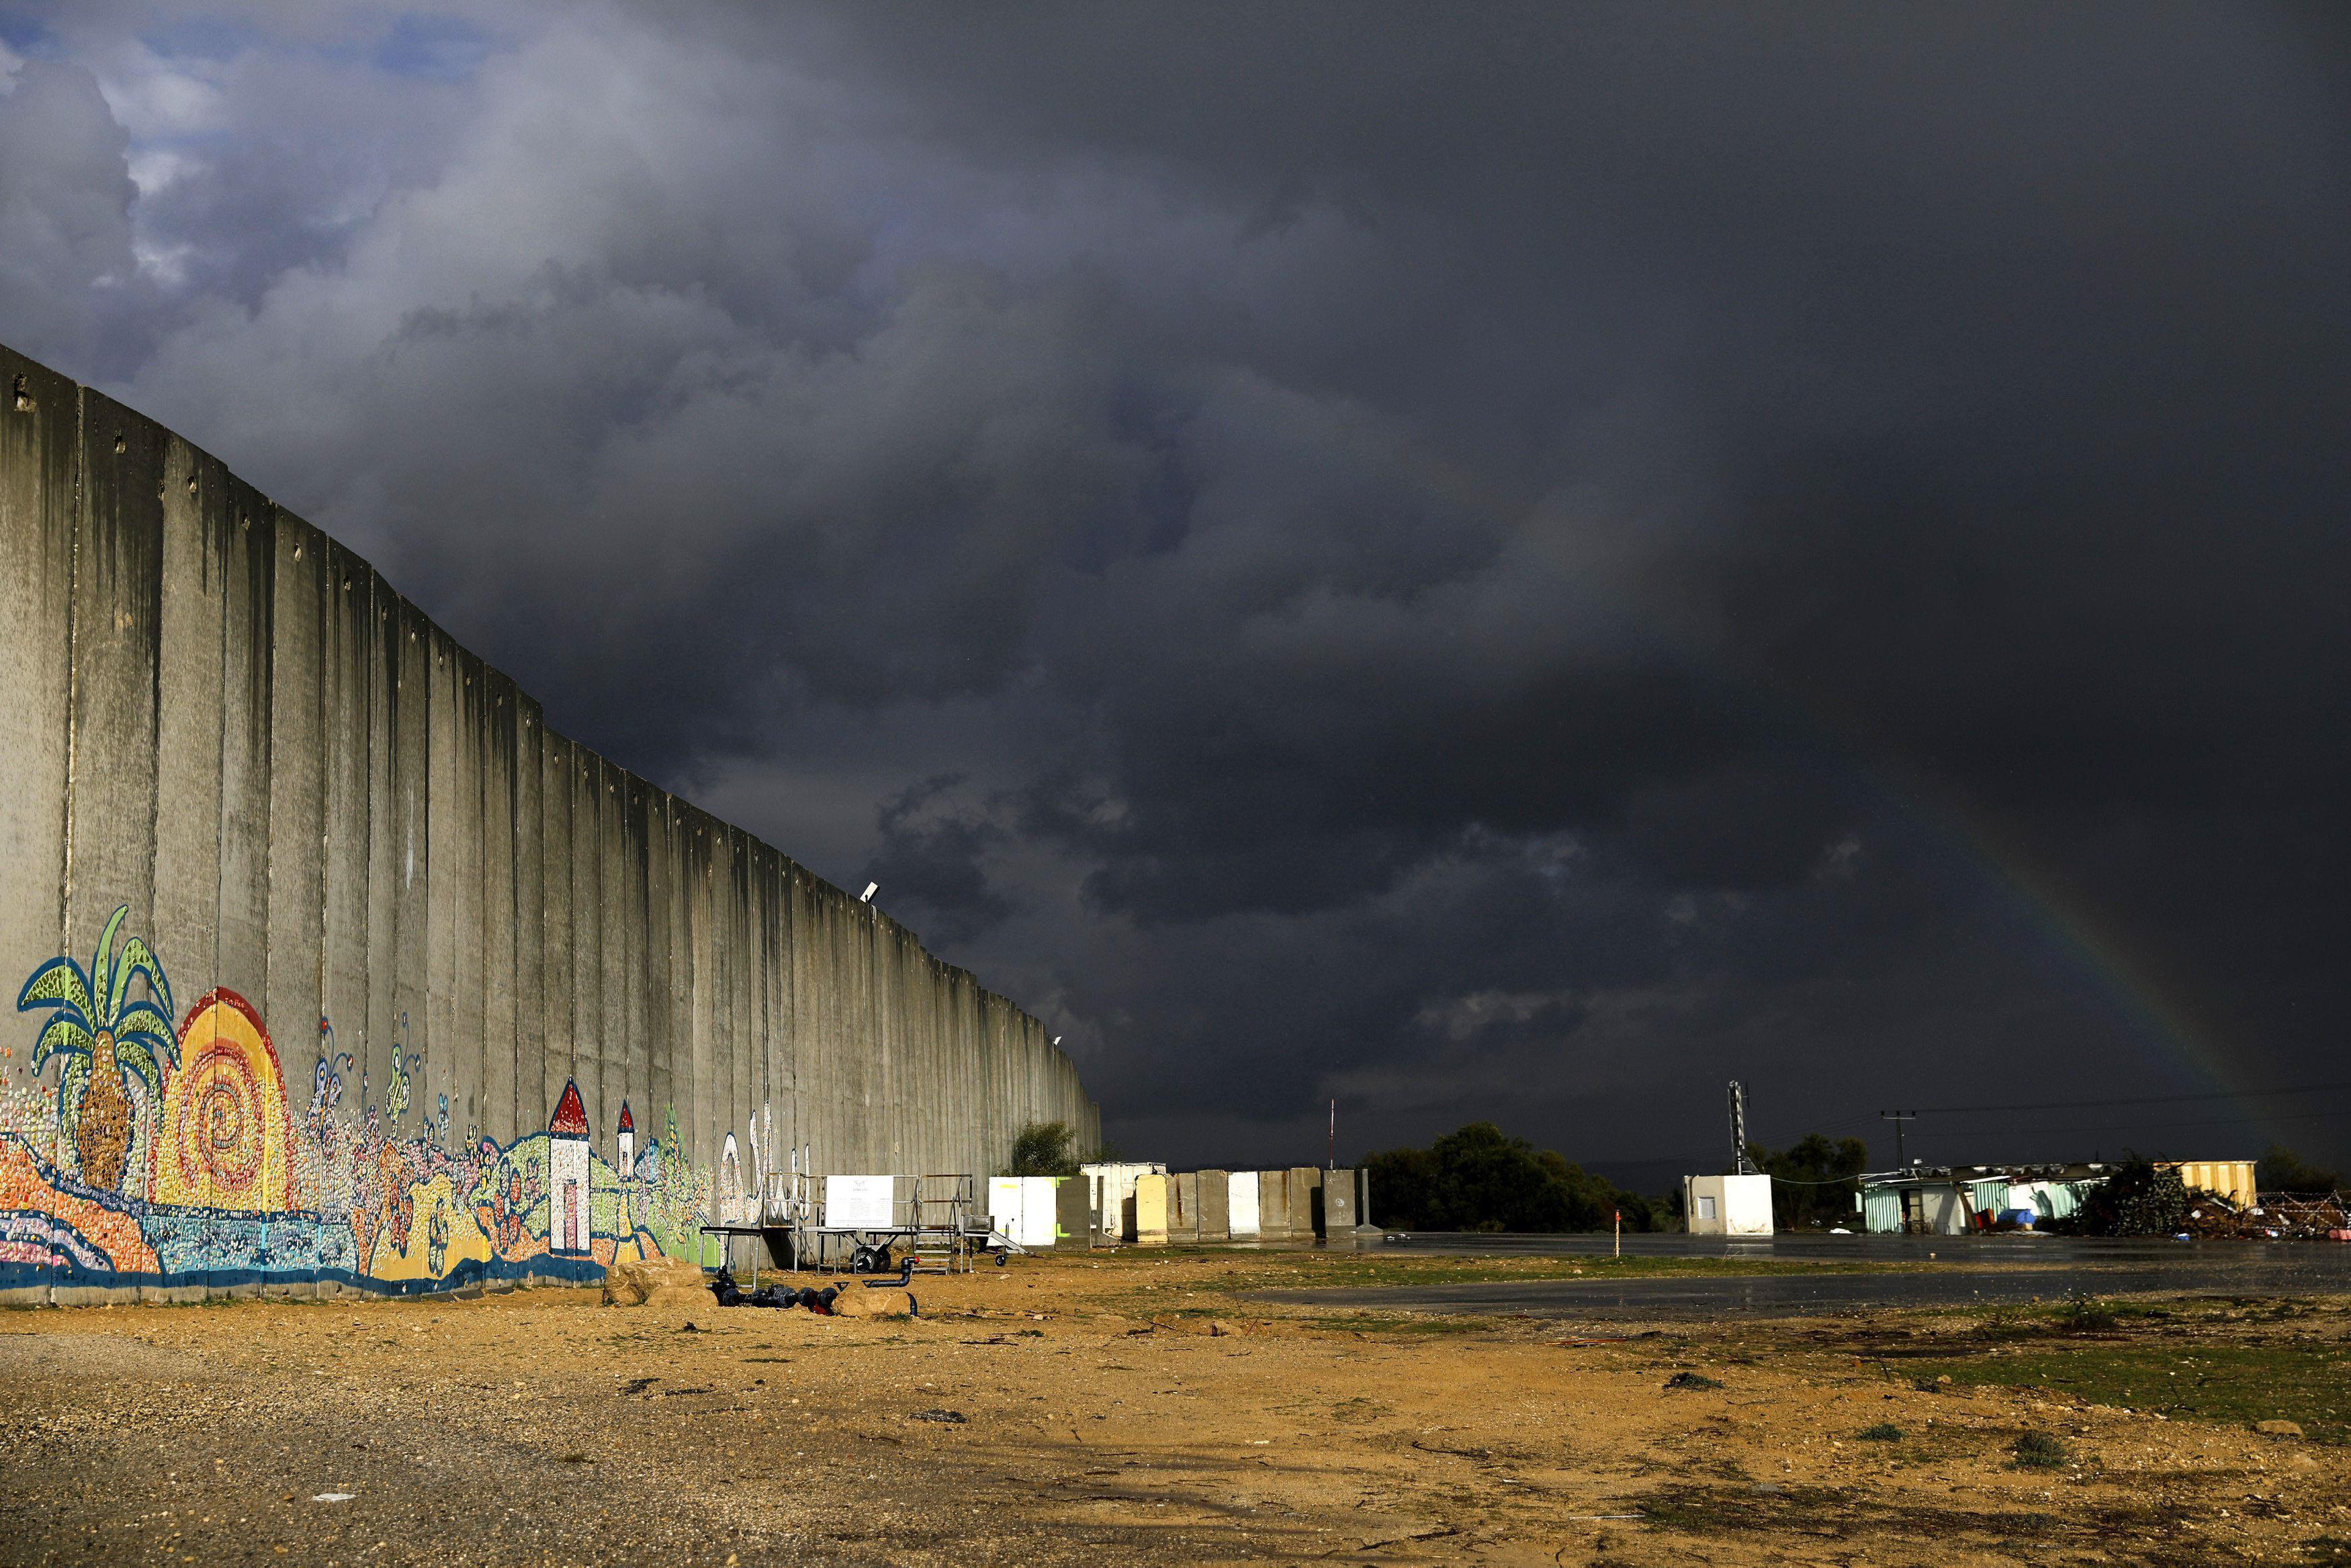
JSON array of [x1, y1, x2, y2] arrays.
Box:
[[2181, 1193, 2350, 1240]]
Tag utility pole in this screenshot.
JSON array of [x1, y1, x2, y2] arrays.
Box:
[[1327, 1099, 1336, 1170], [1728, 1081, 1759, 1174], [1879, 1110, 1916, 1168]]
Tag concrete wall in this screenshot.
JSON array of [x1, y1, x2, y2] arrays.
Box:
[[0, 344, 1098, 1302]]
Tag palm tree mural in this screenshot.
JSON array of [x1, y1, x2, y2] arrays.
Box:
[[17, 905, 177, 1191]]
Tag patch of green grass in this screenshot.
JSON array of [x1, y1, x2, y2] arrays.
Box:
[[1904, 1340, 2351, 1444], [1857, 1422, 1902, 1441], [2055, 1292, 2118, 1333], [1138, 1250, 1921, 1294]]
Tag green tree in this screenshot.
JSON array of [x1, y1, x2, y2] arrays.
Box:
[[1363, 1122, 1654, 1233], [1748, 1133, 1870, 1230], [1009, 1119, 1081, 1177], [17, 905, 177, 1192], [2256, 1144, 2342, 1195]]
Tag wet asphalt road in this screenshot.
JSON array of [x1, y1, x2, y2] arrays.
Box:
[[1250, 1232, 2351, 1319]]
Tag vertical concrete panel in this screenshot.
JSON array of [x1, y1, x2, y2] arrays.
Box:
[[423, 625, 461, 1148], [0, 353, 74, 995], [262, 507, 327, 1100], [386, 600, 430, 1138], [320, 541, 373, 1136], [839, 893, 870, 1168], [361, 571, 399, 1140], [594, 759, 627, 1151], [781, 851, 809, 1170], [640, 798, 675, 1163], [477, 668, 518, 1145], [761, 848, 790, 1189], [214, 478, 274, 1022], [44, 397, 164, 1295], [728, 829, 754, 1187], [570, 751, 604, 1134], [785, 866, 814, 1170], [687, 813, 715, 1177], [709, 823, 737, 1195], [619, 774, 650, 1160], [448, 649, 488, 1144], [512, 695, 543, 1129], [152, 433, 226, 1019], [66, 395, 165, 990], [538, 731, 574, 1123], [794, 870, 833, 1172]]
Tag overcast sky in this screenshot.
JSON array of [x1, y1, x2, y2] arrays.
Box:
[[3, 3, 2346, 1179]]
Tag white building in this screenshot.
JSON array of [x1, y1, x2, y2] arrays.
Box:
[[548, 1079, 592, 1255], [1683, 1172, 1773, 1236]]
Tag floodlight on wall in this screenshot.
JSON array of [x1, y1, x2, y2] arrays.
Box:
[[1052, 1035, 1063, 1046], [860, 882, 878, 903]]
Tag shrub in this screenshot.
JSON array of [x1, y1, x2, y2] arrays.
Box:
[[2011, 1432, 2068, 1469], [1008, 1120, 1081, 1177], [2058, 1156, 2190, 1237], [1857, 1423, 1902, 1441]]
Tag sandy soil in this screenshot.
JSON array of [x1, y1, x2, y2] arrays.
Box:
[[3, 1251, 2347, 1567]]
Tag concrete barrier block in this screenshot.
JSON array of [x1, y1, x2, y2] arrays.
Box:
[[1289, 1167, 1325, 1238], [1171, 1172, 1200, 1242], [1135, 1172, 1170, 1244], [1257, 1170, 1291, 1240], [1055, 1173, 1090, 1246], [1323, 1167, 1360, 1232], [1194, 1170, 1230, 1241], [1228, 1171, 1261, 1237]]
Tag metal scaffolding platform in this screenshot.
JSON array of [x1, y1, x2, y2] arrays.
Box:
[[726, 1170, 1000, 1275]]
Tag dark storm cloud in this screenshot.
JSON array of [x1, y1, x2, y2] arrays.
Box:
[[1, 2, 2345, 1168]]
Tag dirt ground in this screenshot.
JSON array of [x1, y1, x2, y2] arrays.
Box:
[[3, 1250, 2348, 1567]]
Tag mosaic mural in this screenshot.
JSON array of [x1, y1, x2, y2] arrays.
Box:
[[0, 907, 712, 1295]]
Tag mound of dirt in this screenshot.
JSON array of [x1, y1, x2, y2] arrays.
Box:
[[833, 1287, 916, 1319], [601, 1254, 713, 1309]]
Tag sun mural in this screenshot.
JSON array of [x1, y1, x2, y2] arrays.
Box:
[[0, 907, 711, 1293], [153, 990, 296, 1211]]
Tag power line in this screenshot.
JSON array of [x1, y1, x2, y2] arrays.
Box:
[[1904, 1105, 2348, 1145], [1901, 1082, 2351, 1117]]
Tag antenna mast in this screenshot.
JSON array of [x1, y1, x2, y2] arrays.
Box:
[[1728, 1080, 1759, 1174]]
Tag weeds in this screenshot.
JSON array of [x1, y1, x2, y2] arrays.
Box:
[[2011, 1432, 2069, 1469], [1857, 1423, 1902, 1441], [2057, 1292, 2117, 1334]]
